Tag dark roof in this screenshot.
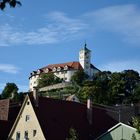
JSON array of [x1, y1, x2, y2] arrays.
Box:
[[90, 64, 100, 72], [0, 100, 21, 139], [29, 96, 118, 140]]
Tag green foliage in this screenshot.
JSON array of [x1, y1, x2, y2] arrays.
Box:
[[133, 83, 140, 103], [66, 127, 78, 140], [69, 70, 140, 105], [37, 73, 63, 88], [132, 117, 140, 134], [1, 83, 19, 101], [131, 133, 137, 140], [0, 0, 21, 10], [71, 70, 88, 86]]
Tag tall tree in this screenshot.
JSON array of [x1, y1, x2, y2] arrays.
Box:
[[1, 83, 19, 101], [71, 70, 88, 86]]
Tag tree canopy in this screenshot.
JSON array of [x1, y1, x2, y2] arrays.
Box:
[[71, 70, 88, 86], [1, 83, 19, 101], [37, 73, 63, 88], [71, 70, 140, 105]]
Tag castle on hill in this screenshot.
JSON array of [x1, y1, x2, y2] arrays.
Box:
[[29, 44, 100, 91]]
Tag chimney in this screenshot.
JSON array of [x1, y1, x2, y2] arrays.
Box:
[[33, 87, 39, 107], [87, 97, 92, 125]]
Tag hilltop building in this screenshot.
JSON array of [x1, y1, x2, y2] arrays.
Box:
[[29, 44, 100, 91]]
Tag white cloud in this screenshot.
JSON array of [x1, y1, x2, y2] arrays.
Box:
[[99, 60, 140, 73], [85, 4, 140, 44], [0, 12, 88, 46], [1, 5, 140, 46], [0, 64, 19, 74]]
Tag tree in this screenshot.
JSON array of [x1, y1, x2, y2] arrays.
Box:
[[123, 70, 140, 96], [132, 117, 140, 133], [0, 0, 21, 10], [133, 83, 140, 103], [37, 73, 62, 88], [1, 83, 19, 101], [71, 70, 88, 86], [66, 127, 78, 140]]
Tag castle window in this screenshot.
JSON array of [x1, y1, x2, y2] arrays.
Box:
[[33, 130, 37, 137], [16, 132, 20, 140]]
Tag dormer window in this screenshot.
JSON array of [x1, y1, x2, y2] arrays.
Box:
[[53, 67, 56, 72], [64, 65, 68, 70], [57, 67, 61, 71], [45, 68, 49, 73]]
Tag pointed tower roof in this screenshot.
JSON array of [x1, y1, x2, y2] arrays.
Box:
[[80, 43, 91, 52]]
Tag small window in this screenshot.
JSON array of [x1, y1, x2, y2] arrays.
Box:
[[33, 130, 37, 137], [27, 101, 30, 105], [24, 131, 28, 139], [16, 132, 20, 140], [25, 115, 30, 122]]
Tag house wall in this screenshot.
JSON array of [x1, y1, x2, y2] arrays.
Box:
[[10, 98, 45, 140], [98, 125, 139, 140]]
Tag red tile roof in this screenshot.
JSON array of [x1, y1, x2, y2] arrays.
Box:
[[0, 100, 21, 140], [41, 61, 83, 71], [0, 99, 9, 120]]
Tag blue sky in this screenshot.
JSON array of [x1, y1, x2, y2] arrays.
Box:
[[0, 0, 140, 93]]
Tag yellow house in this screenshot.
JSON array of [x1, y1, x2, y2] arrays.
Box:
[[8, 95, 45, 140]]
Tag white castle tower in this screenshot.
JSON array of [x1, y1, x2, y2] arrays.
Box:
[[79, 43, 91, 77]]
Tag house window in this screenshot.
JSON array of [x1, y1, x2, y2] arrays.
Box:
[[27, 101, 30, 105], [16, 132, 20, 140], [24, 131, 28, 140], [33, 130, 37, 137], [25, 115, 30, 122]]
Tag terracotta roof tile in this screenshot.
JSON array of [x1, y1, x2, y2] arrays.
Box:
[[0, 99, 9, 120], [0, 100, 21, 139], [41, 61, 83, 71]]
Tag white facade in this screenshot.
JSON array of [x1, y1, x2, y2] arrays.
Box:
[[29, 74, 39, 91], [79, 45, 91, 77]]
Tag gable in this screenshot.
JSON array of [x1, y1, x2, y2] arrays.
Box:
[[96, 123, 139, 140], [8, 95, 45, 140]]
